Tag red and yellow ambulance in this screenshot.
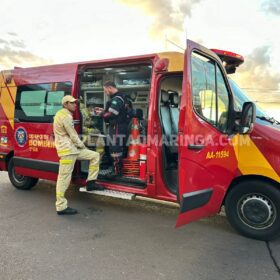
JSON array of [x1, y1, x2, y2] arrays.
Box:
[[1, 40, 280, 241]]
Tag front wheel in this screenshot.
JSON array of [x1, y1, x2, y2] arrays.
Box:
[[225, 180, 280, 241], [8, 158, 39, 190]]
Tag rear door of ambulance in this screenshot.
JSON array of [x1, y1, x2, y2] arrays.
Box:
[[13, 66, 77, 181], [176, 40, 238, 227]]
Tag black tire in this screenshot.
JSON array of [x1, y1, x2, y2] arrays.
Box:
[[225, 180, 280, 241], [8, 158, 38, 190]]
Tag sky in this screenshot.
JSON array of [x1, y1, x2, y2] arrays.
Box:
[[0, 0, 279, 103]]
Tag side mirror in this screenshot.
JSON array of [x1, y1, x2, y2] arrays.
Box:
[[239, 102, 256, 134]]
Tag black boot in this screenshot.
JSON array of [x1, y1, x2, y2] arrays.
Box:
[[57, 207, 78, 215], [86, 180, 105, 191]]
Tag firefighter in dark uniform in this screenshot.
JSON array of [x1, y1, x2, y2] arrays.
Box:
[[95, 81, 130, 176]]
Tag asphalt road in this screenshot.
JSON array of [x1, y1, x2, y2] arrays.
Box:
[[1, 172, 280, 280]]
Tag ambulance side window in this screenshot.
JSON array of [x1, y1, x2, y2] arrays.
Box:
[[16, 82, 72, 123], [191, 52, 230, 133], [20, 90, 46, 117], [46, 91, 65, 116]]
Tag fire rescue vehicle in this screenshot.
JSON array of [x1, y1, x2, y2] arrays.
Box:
[[1, 40, 280, 241]]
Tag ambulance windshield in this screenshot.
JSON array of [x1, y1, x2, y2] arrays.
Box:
[[229, 78, 268, 118]]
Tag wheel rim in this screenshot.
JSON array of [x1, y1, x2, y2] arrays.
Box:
[[237, 193, 277, 230], [12, 166, 26, 184]]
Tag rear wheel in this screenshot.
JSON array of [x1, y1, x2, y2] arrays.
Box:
[[8, 158, 38, 190], [225, 180, 280, 241]]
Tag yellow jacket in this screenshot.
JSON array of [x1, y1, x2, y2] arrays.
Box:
[[53, 108, 85, 157]]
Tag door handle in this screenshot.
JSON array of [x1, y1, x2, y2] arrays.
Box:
[[188, 144, 205, 151]]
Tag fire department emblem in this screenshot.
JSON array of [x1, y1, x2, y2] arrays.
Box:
[[15, 127, 27, 147]]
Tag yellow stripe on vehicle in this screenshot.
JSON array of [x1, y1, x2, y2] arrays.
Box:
[[0, 86, 16, 129], [233, 134, 280, 183], [9, 86, 16, 103], [158, 52, 184, 72], [1, 70, 16, 87]]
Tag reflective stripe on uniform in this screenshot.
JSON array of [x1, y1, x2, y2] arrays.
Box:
[[115, 95, 124, 103], [56, 191, 65, 198], [109, 107, 119, 115], [60, 159, 73, 164], [58, 149, 70, 156], [89, 165, 99, 171]]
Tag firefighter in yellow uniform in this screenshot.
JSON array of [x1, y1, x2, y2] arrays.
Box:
[[54, 95, 105, 215]]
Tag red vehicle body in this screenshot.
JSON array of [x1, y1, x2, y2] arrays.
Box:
[[1, 40, 280, 240]]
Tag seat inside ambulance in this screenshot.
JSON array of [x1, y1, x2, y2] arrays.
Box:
[[159, 75, 183, 193]]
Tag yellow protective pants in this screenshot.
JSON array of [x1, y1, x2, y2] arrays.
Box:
[[56, 149, 100, 211]]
